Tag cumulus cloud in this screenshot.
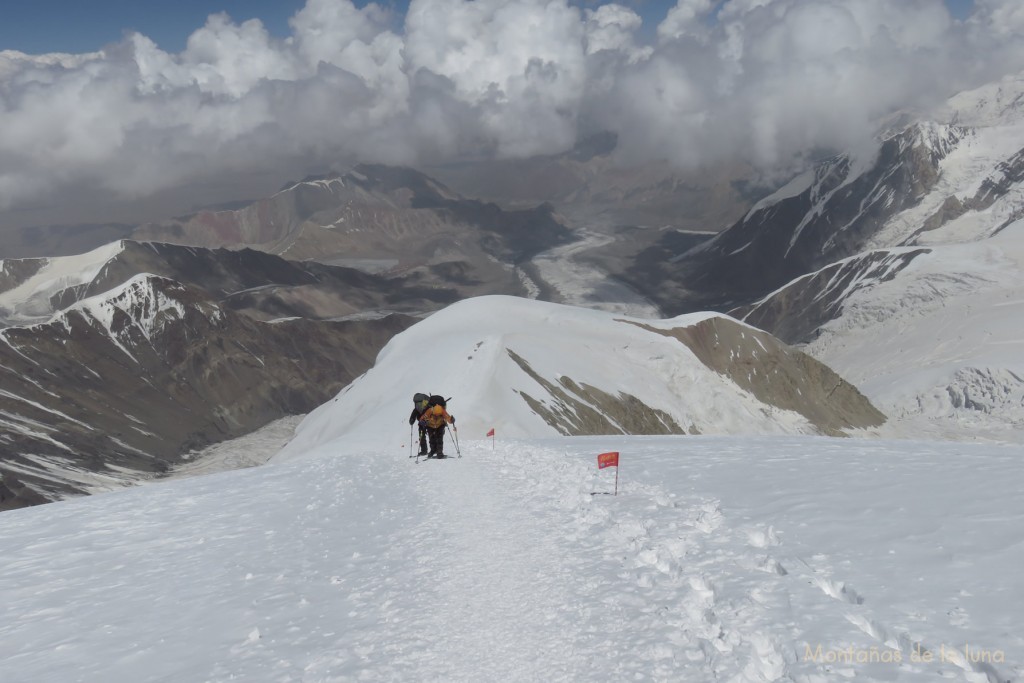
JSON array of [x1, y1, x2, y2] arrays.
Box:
[[584, 5, 651, 62], [1, 0, 1024, 214], [657, 0, 717, 42]]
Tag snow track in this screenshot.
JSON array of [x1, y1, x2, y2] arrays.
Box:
[[1, 436, 1022, 682], [331, 443, 804, 682], [401, 454, 581, 681]]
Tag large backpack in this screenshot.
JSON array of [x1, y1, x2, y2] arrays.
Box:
[[413, 392, 430, 417], [427, 394, 447, 409]]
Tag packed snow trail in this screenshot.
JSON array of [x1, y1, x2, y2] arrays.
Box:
[[1, 436, 1022, 682], [270, 439, 804, 682]]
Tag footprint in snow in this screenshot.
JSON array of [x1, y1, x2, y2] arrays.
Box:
[[692, 502, 723, 534], [813, 576, 864, 605], [755, 556, 788, 576], [947, 606, 971, 628], [745, 525, 780, 548]]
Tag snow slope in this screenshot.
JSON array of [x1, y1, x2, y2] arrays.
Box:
[[275, 295, 879, 460], [0, 241, 125, 326], [729, 75, 1024, 443], [808, 216, 1024, 442], [1, 435, 1021, 682]]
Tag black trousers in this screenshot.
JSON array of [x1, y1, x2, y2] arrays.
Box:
[[418, 426, 428, 453], [425, 426, 446, 455]]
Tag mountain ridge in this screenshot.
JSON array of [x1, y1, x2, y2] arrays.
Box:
[[277, 295, 884, 462], [0, 268, 416, 510]]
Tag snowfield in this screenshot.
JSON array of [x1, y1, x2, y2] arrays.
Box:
[[2, 289, 1021, 682], [810, 217, 1024, 444], [0, 241, 126, 326], [1, 435, 1021, 682]]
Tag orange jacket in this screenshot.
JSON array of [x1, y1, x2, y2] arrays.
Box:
[[419, 405, 454, 429]]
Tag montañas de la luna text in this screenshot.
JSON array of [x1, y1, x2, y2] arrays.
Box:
[[804, 643, 1005, 665]]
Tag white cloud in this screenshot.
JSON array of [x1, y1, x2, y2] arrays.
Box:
[[585, 4, 651, 62], [657, 0, 717, 42], [1, 0, 1024, 214], [403, 0, 589, 156]]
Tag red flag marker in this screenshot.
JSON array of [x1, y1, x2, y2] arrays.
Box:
[[486, 428, 495, 437], [597, 451, 620, 495]]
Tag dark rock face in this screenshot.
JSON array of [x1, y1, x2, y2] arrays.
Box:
[[625, 318, 886, 435], [628, 124, 968, 315], [732, 249, 932, 344], [0, 258, 46, 295], [907, 144, 1024, 241], [972, 146, 1024, 209], [0, 276, 415, 510], [499, 313, 886, 438], [506, 349, 685, 436]]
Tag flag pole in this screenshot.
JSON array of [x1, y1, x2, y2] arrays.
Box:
[[596, 451, 620, 496]]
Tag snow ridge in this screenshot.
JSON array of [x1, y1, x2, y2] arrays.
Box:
[[0, 241, 125, 326], [277, 296, 881, 461]]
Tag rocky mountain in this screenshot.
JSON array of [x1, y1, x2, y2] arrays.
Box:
[[1, 155, 751, 319], [0, 273, 414, 510], [0, 239, 459, 327], [624, 122, 971, 315], [132, 164, 573, 268], [427, 132, 758, 233], [714, 75, 1024, 442], [780, 230, 1024, 442], [0, 240, 444, 510], [731, 248, 932, 345], [624, 75, 1024, 323], [724, 76, 1024, 337], [278, 295, 885, 461], [425, 134, 756, 297]]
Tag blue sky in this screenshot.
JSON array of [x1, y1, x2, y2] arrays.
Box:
[[2, 0, 977, 55], [2, 0, 308, 53]]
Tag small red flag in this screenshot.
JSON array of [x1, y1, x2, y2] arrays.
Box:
[[486, 428, 495, 437], [597, 451, 619, 469]]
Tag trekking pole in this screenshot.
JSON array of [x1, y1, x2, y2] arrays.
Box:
[[448, 423, 462, 458], [409, 424, 414, 458]]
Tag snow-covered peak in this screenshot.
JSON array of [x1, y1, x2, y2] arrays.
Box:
[[59, 273, 208, 337], [0, 240, 126, 326], [936, 71, 1024, 127], [898, 120, 970, 159], [276, 296, 882, 460], [43, 273, 219, 363], [273, 175, 348, 197]]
